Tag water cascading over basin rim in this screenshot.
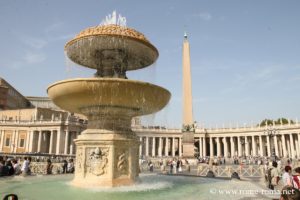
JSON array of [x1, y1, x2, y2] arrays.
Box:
[[47, 78, 171, 117], [65, 24, 159, 71]]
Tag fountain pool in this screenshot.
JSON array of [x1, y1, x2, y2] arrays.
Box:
[[0, 174, 278, 200]]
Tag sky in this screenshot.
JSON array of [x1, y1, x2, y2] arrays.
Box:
[[0, 0, 300, 128]]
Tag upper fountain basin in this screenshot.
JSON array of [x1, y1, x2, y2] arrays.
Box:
[[65, 25, 158, 71], [47, 78, 171, 117]]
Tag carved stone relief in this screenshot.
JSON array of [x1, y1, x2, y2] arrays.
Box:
[[86, 147, 109, 176]]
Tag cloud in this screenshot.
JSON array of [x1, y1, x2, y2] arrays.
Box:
[[20, 36, 48, 49], [23, 52, 46, 64], [193, 12, 212, 21], [220, 64, 287, 94], [45, 22, 64, 34]]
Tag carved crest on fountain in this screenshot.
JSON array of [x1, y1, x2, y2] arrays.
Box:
[[86, 147, 109, 176]]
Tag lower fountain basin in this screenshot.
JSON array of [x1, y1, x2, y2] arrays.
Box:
[[47, 78, 171, 117], [0, 174, 279, 200]]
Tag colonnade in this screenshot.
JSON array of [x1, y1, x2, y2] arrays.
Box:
[[138, 132, 300, 159], [0, 129, 79, 155], [139, 136, 182, 157]]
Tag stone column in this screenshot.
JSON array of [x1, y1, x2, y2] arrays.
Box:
[[25, 130, 30, 152], [158, 137, 162, 157], [203, 137, 206, 157], [210, 137, 214, 157], [56, 129, 61, 155], [274, 135, 279, 157], [37, 131, 42, 153], [230, 137, 235, 157], [11, 130, 16, 153], [298, 133, 300, 157], [49, 130, 54, 154], [287, 137, 291, 158], [224, 137, 228, 158], [282, 134, 287, 157], [259, 135, 263, 156], [245, 136, 249, 156], [152, 137, 156, 157], [216, 137, 221, 156], [252, 135, 257, 156], [139, 137, 142, 156], [145, 137, 149, 156], [179, 137, 182, 157], [0, 130, 4, 151], [164, 137, 168, 156], [64, 130, 69, 155], [29, 130, 34, 152], [238, 136, 242, 157], [266, 135, 271, 157], [290, 134, 295, 158], [199, 137, 203, 157], [13, 130, 19, 153], [295, 139, 300, 158], [171, 137, 175, 157]]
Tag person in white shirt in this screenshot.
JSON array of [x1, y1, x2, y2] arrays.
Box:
[[12, 160, 21, 175], [21, 157, 30, 175], [282, 165, 293, 187]]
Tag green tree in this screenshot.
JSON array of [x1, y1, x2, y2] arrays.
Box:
[[258, 118, 294, 127]]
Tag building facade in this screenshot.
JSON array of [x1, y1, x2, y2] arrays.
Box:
[[0, 108, 86, 155]]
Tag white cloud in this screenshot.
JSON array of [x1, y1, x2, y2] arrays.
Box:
[[23, 52, 46, 64], [45, 22, 64, 34], [21, 36, 48, 49], [193, 12, 212, 21]]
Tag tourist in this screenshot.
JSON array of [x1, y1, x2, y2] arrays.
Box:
[[280, 186, 300, 200], [149, 161, 154, 172], [46, 159, 53, 174], [6, 159, 15, 176], [172, 159, 177, 174], [21, 157, 30, 175], [270, 161, 281, 190], [185, 159, 191, 173], [67, 159, 74, 173], [292, 167, 300, 189], [169, 160, 173, 174], [12, 159, 21, 175], [0, 156, 6, 176], [62, 160, 68, 173], [282, 166, 293, 187], [177, 159, 182, 173]]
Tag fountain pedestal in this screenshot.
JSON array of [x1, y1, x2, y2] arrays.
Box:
[[72, 130, 139, 187]]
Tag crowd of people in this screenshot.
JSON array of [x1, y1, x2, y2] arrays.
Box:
[[0, 156, 31, 176], [264, 159, 300, 200], [0, 155, 75, 176]]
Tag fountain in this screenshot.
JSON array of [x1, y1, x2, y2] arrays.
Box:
[[0, 12, 281, 200], [47, 12, 171, 187]]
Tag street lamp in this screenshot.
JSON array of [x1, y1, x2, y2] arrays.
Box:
[[264, 125, 279, 161]]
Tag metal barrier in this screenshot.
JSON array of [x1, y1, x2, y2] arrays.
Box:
[[197, 165, 265, 177]]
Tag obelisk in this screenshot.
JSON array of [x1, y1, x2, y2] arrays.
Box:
[[182, 32, 195, 158]]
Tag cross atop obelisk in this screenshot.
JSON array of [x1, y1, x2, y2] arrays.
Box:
[[182, 31, 195, 158]]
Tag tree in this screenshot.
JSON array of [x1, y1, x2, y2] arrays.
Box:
[[258, 118, 294, 127]]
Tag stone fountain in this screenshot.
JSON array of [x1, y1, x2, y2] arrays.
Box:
[[47, 12, 171, 187]]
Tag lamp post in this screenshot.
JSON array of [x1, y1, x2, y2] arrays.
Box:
[[264, 125, 279, 161]]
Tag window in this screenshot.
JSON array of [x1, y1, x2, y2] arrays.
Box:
[[19, 138, 25, 148], [5, 138, 10, 146]]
